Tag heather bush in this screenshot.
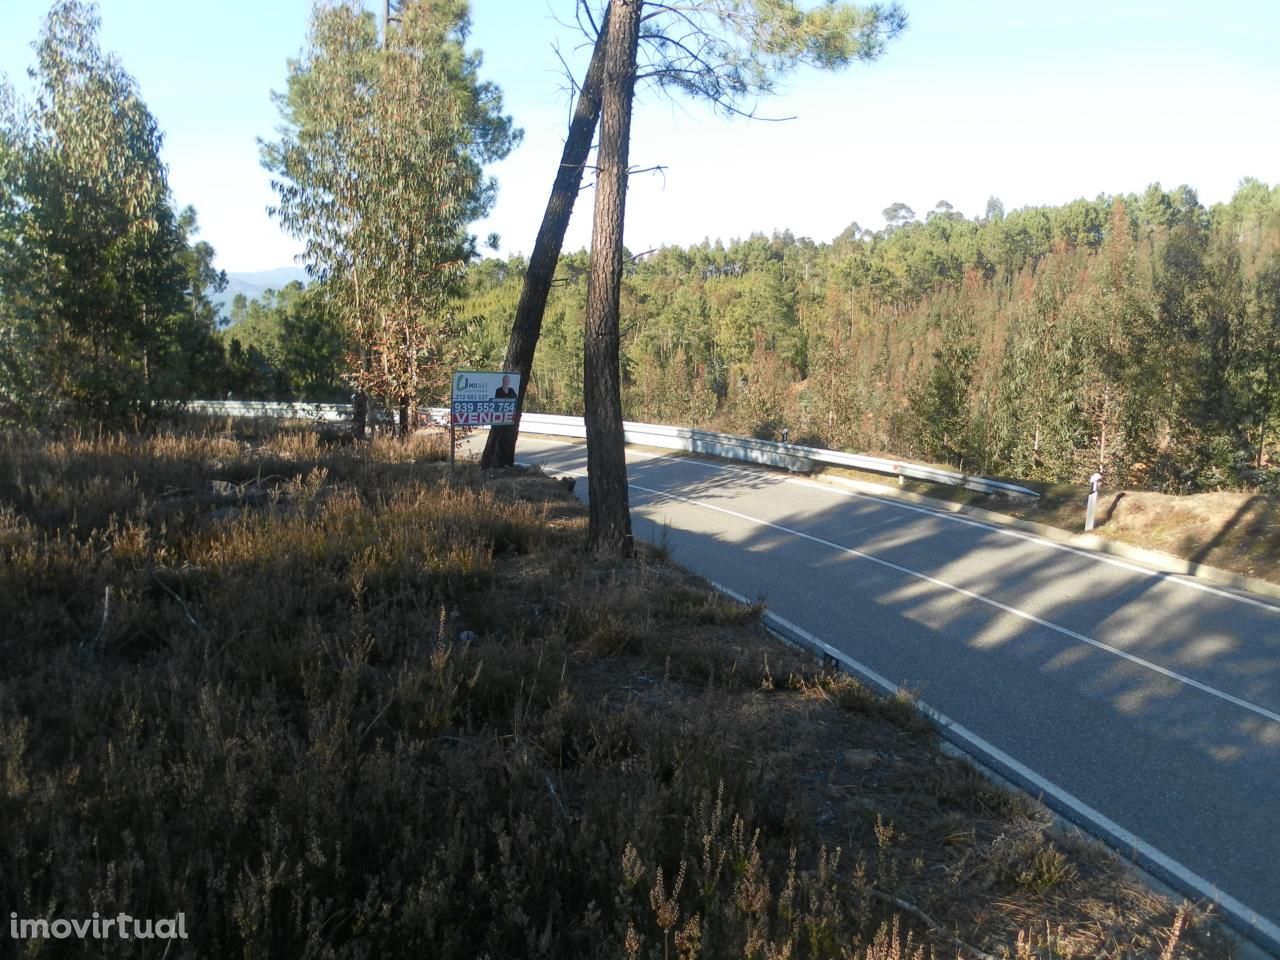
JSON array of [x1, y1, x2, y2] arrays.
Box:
[[0, 424, 1220, 958]]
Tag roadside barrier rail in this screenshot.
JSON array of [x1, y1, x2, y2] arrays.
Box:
[[187, 400, 1038, 498], [186, 400, 354, 424]]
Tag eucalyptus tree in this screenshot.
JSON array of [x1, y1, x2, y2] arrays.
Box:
[[1248, 256, 1280, 468], [264, 0, 517, 437], [0, 0, 195, 424]]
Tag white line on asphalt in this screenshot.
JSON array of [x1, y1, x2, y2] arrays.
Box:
[[513, 443, 1280, 950], [628, 481, 1280, 726], [705, 581, 1280, 953], [521, 434, 1280, 622], [518, 438, 1278, 613], [626, 449, 1280, 615]]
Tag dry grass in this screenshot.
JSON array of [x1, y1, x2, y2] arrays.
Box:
[[0, 422, 1236, 957], [1008, 486, 1280, 583]]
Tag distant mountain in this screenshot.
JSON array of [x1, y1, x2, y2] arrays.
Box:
[[215, 267, 309, 324]]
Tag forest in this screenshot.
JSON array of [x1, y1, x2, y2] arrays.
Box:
[[4, 2, 1278, 495], [1, 4, 1275, 954], [449, 181, 1280, 492]]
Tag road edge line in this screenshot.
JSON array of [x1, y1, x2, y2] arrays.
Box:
[[705, 579, 1280, 958], [512, 432, 1280, 604], [626, 444, 1280, 611], [818, 474, 1280, 606]]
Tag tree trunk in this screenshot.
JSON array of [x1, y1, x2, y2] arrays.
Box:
[[479, 8, 610, 469], [1098, 384, 1109, 474], [352, 255, 370, 440], [1259, 335, 1278, 468], [583, 0, 640, 555], [353, 388, 368, 441]]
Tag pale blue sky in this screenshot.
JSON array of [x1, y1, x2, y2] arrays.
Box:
[[2, 0, 1277, 273]]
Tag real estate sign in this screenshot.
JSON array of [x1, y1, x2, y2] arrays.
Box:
[[450, 371, 520, 427]]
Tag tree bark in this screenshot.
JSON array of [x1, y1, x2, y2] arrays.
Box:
[[479, 8, 610, 469], [583, 0, 640, 555], [1259, 335, 1278, 468], [352, 388, 368, 441]]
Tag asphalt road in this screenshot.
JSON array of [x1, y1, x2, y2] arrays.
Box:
[[502, 436, 1280, 953]]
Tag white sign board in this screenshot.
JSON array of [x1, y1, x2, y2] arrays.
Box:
[[450, 371, 521, 426]]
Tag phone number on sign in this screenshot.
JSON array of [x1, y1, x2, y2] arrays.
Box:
[[451, 400, 516, 426]]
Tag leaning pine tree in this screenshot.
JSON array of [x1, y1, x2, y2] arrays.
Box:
[[581, 0, 643, 553], [479, 8, 610, 469], [561, 0, 909, 551]]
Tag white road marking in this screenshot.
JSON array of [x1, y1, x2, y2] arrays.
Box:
[[628, 481, 1280, 726], [624, 448, 1280, 615], [707, 582, 1280, 953], [515, 442, 1280, 950]]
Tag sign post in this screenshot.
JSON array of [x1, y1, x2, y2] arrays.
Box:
[[449, 371, 521, 468], [1084, 471, 1102, 532]]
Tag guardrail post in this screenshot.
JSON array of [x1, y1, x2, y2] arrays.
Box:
[[1085, 472, 1102, 532]]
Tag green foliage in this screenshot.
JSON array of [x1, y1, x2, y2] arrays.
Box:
[[462, 180, 1280, 491], [386, 0, 520, 218], [636, 0, 908, 113], [907, 291, 977, 465], [263, 0, 518, 416], [0, 1, 225, 424], [220, 282, 349, 401]]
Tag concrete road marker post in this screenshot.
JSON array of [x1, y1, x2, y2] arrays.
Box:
[[1085, 472, 1102, 532]]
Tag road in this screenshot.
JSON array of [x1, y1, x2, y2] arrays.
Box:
[[503, 436, 1280, 954]]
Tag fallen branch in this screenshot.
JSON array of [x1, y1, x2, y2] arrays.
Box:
[[86, 585, 112, 650], [357, 695, 396, 748], [152, 573, 205, 632], [545, 773, 568, 819]]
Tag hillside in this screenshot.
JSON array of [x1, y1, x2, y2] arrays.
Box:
[[0, 422, 1231, 957], [215, 266, 309, 322], [460, 180, 1280, 499]]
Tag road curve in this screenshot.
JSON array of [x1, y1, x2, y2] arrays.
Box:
[[506, 436, 1280, 954]]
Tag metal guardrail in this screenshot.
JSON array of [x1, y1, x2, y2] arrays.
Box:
[[501, 412, 1038, 498], [187, 400, 1038, 498], [186, 400, 355, 424], [505, 413, 816, 474], [787, 443, 1040, 498]]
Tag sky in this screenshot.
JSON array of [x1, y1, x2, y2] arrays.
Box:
[[2, 0, 1278, 275]]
